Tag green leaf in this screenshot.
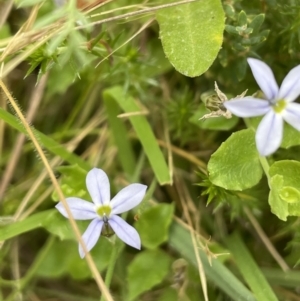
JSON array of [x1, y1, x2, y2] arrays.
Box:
[[269, 175, 288, 221], [15, 0, 44, 7], [250, 118, 300, 149], [238, 11, 248, 26], [189, 103, 239, 131], [249, 14, 265, 35], [269, 160, 300, 219], [135, 204, 174, 249], [104, 94, 136, 175], [157, 288, 178, 301], [208, 129, 263, 190], [280, 186, 300, 203], [37, 238, 113, 279], [0, 108, 90, 171], [281, 123, 300, 148], [43, 210, 89, 240], [103, 86, 171, 185], [226, 232, 278, 301], [127, 250, 172, 301], [52, 164, 89, 201], [156, 0, 225, 77], [0, 210, 53, 241], [169, 221, 256, 301]]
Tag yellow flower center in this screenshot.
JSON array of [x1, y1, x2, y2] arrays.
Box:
[[273, 99, 287, 113], [96, 205, 111, 218]]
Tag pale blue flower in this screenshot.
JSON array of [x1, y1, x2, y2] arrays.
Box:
[[224, 58, 300, 156], [56, 168, 147, 258]]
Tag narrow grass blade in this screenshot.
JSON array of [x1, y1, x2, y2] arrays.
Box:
[[104, 95, 136, 176], [226, 232, 278, 301], [103, 86, 171, 185], [0, 210, 53, 241], [169, 221, 256, 301], [0, 108, 90, 170], [262, 268, 300, 288]]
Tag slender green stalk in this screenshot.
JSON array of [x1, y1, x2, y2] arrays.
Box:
[[20, 236, 56, 288], [5, 236, 56, 301], [100, 243, 124, 301]]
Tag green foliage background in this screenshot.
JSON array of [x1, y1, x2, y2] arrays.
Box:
[[1, 0, 300, 300]]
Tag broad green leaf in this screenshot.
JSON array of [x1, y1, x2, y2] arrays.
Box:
[[158, 288, 177, 301], [189, 103, 239, 131], [43, 210, 90, 240], [280, 186, 300, 203], [226, 232, 278, 301], [37, 238, 113, 279], [156, 0, 225, 77], [0, 108, 90, 171], [127, 249, 172, 301], [269, 175, 288, 221], [208, 129, 263, 190], [269, 160, 300, 219], [135, 204, 174, 249], [281, 123, 300, 148], [169, 221, 255, 301], [52, 164, 89, 201], [103, 86, 171, 185]]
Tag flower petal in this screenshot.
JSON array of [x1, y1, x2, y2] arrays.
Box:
[[110, 184, 147, 215], [55, 197, 97, 220], [79, 219, 103, 258], [109, 215, 141, 249], [278, 64, 300, 102], [256, 110, 283, 156], [282, 102, 300, 131], [223, 98, 271, 117], [247, 58, 279, 100], [86, 168, 110, 206]]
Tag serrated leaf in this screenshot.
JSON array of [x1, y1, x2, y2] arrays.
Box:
[[208, 129, 263, 190], [156, 0, 225, 77], [135, 204, 174, 249], [127, 250, 172, 301]]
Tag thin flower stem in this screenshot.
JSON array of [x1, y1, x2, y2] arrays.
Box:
[[5, 236, 57, 301], [100, 242, 124, 301]]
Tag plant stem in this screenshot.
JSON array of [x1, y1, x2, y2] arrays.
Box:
[[100, 242, 123, 301]]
